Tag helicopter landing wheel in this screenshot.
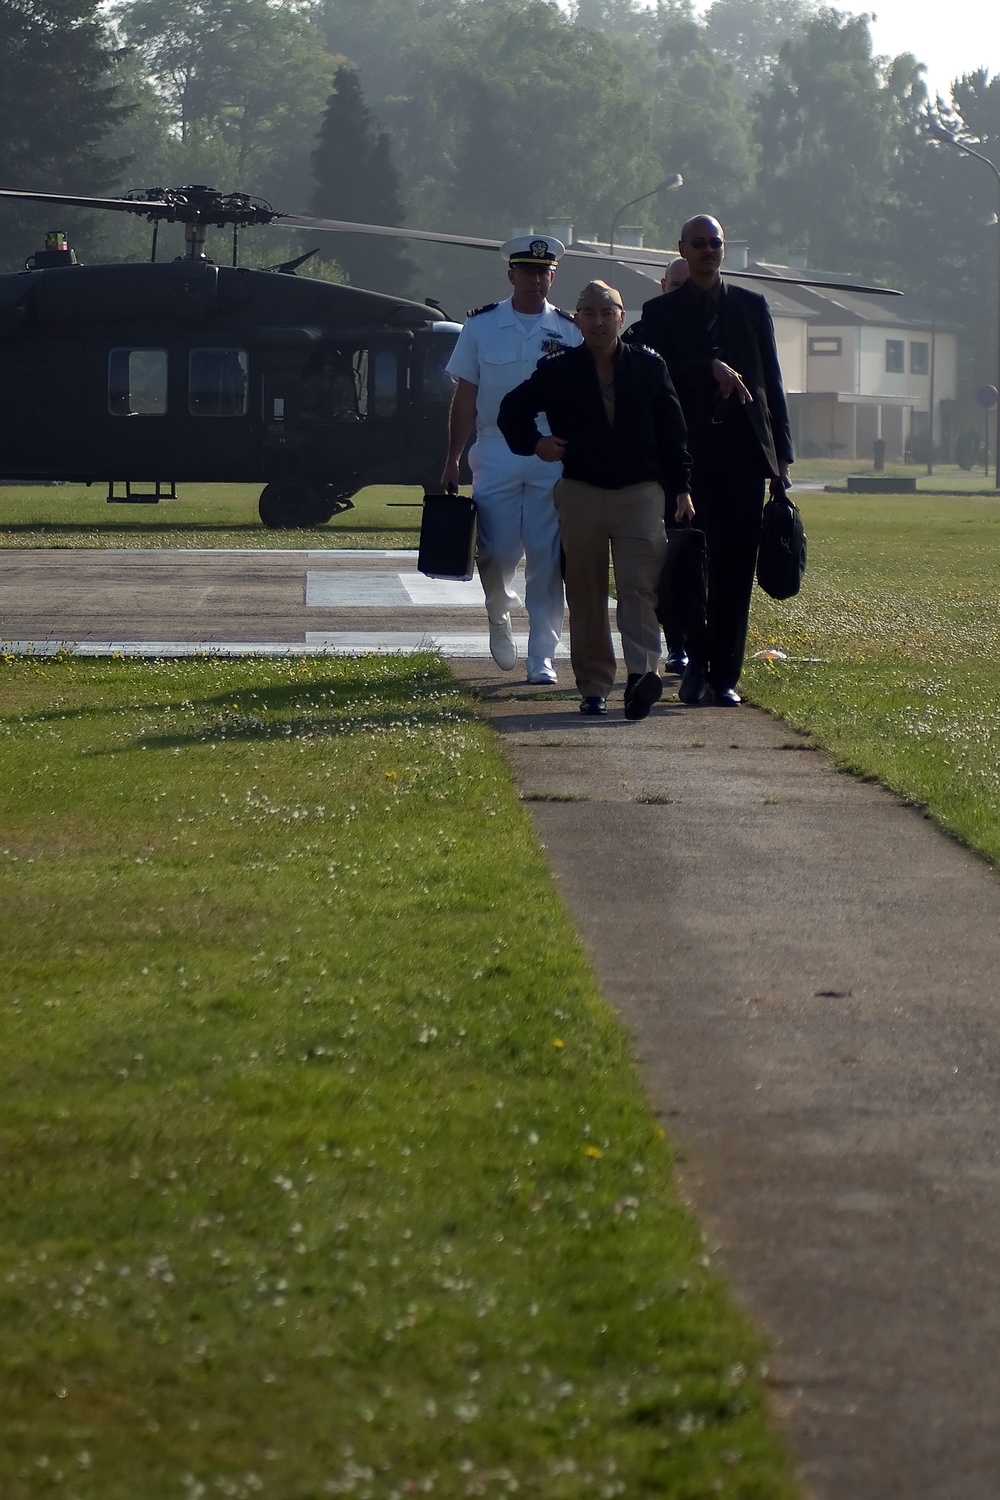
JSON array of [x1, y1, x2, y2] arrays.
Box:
[[258, 477, 326, 529]]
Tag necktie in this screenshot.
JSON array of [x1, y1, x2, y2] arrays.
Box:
[[704, 293, 721, 355]]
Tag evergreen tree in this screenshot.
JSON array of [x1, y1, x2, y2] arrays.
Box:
[[748, 9, 918, 271], [648, 16, 758, 242], [310, 65, 412, 293], [0, 0, 128, 269], [702, 0, 818, 100], [115, 0, 335, 212]]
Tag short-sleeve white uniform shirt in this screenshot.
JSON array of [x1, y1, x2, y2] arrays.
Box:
[[445, 297, 582, 435]]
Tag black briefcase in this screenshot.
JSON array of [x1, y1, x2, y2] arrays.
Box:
[[756, 482, 806, 600], [417, 487, 477, 581], [657, 524, 708, 640]]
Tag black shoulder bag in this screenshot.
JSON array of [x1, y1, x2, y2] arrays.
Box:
[[756, 481, 806, 600]]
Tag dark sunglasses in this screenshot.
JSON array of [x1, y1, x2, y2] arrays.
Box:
[[687, 236, 724, 250]]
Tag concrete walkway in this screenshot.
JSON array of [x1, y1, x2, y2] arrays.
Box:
[[453, 661, 1000, 1500]]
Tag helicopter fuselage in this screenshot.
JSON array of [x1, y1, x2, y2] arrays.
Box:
[[0, 257, 460, 526]]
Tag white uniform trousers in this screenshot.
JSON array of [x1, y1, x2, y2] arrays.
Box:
[[470, 432, 564, 662]]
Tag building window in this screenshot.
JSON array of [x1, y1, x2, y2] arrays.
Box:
[[885, 340, 905, 373], [910, 341, 929, 375], [189, 348, 249, 415], [808, 336, 842, 355], [108, 348, 167, 415]]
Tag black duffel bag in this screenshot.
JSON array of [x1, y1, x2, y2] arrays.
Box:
[[756, 481, 806, 600]]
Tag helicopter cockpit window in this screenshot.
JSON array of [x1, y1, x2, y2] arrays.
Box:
[[108, 348, 168, 417], [189, 348, 249, 416], [372, 350, 398, 419], [415, 338, 458, 404], [298, 347, 363, 424]]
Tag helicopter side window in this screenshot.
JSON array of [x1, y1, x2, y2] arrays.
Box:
[[108, 348, 168, 417], [189, 348, 249, 416]]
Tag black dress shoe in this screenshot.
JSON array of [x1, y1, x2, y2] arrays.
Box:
[[623, 671, 663, 721], [714, 686, 742, 707], [678, 663, 709, 705], [579, 696, 608, 715], [663, 650, 688, 674]]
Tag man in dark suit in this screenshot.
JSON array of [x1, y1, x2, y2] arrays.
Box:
[[633, 214, 793, 706]]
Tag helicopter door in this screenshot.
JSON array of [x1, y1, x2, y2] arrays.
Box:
[[0, 336, 86, 476], [86, 343, 174, 481], [281, 332, 411, 485], [182, 346, 255, 480]]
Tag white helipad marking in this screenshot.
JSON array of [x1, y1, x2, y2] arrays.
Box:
[[400, 574, 485, 606], [1, 635, 584, 660], [306, 549, 417, 560], [305, 572, 412, 607], [1, 641, 326, 657], [304, 632, 573, 658], [305, 569, 525, 609]]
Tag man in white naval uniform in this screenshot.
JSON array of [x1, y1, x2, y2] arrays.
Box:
[[441, 235, 582, 683]]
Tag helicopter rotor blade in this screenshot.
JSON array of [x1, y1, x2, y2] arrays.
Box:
[[276, 214, 901, 295], [0, 185, 170, 214], [733, 271, 901, 295], [0, 186, 901, 296], [275, 213, 505, 253]]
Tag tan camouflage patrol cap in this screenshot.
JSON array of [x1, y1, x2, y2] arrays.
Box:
[[575, 279, 624, 310]]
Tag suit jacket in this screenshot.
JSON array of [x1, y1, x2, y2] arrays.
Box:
[[632, 279, 793, 479], [497, 340, 691, 499]]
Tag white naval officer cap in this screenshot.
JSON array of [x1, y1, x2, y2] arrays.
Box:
[[500, 234, 565, 268]]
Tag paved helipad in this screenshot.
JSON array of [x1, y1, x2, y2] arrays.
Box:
[[0, 547, 572, 657]]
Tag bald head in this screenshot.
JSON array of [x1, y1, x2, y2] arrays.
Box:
[[678, 214, 725, 290], [660, 258, 690, 294]]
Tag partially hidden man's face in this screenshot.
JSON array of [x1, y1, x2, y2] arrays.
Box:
[[660, 259, 690, 294], [678, 217, 725, 281], [574, 301, 625, 351]]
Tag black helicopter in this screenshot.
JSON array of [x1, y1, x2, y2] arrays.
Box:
[[0, 183, 900, 529]]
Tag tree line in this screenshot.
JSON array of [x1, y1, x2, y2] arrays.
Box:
[[2, 0, 998, 398]]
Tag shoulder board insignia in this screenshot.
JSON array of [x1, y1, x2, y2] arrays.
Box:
[[539, 347, 570, 364], [554, 307, 576, 322], [466, 301, 499, 318]]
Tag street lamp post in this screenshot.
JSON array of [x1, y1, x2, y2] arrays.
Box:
[[608, 174, 683, 261], [930, 123, 1000, 489]]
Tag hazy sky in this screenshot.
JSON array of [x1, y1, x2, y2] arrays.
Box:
[[843, 0, 995, 100], [690, 0, 997, 101]]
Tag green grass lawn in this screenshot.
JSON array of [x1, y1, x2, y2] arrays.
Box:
[[1, 469, 996, 556], [792, 457, 999, 492], [0, 654, 797, 1500], [0, 484, 425, 550], [745, 492, 1000, 862]]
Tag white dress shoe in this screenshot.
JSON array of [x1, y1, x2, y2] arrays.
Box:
[[488, 615, 518, 671], [527, 657, 557, 685]]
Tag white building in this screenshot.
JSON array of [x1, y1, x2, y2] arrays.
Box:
[[742, 264, 959, 463]]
